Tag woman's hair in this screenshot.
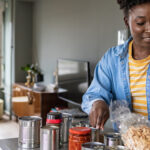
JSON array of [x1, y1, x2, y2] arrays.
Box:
[[117, 0, 150, 16]]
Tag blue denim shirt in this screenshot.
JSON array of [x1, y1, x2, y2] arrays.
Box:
[[81, 36, 150, 120]]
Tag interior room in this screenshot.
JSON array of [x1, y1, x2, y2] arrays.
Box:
[[0, 0, 130, 149]]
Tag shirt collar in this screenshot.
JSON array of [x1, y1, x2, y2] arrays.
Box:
[[114, 36, 133, 58]]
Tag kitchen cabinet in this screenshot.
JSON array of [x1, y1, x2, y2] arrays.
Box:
[[12, 83, 67, 125]]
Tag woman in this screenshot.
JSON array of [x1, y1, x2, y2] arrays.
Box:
[[82, 0, 150, 130]]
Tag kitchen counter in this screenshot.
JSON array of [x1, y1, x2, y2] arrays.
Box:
[[0, 138, 68, 150]]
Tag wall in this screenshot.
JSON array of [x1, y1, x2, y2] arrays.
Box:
[[15, 1, 33, 82], [32, 0, 125, 84]]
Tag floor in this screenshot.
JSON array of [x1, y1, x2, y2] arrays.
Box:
[[0, 115, 19, 139]]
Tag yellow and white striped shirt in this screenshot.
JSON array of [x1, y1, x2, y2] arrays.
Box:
[[129, 41, 150, 116]]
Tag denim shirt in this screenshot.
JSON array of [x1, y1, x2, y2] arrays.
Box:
[[81, 36, 150, 120]]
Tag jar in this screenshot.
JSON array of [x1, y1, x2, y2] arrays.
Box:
[[46, 112, 62, 126], [69, 127, 91, 150], [46, 112, 62, 148]]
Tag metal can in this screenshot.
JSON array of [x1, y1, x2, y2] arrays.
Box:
[[115, 145, 128, 150], [61, 113, 72, 143], [40, 126, 60, 150], [18, 116, 42, 149], [104, 132, 122, 148], [82, 142, 105, 150], [90, 128, 100, 142]]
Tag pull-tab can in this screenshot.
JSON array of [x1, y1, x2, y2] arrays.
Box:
[[40, 125, 60, 150]]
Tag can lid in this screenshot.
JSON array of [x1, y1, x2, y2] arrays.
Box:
[[47, 112, 62, 120], [19, 116, 42, 121], [69, 127, 91, 135], [82, 142, 105, 148], [104, 132, 120, 138]]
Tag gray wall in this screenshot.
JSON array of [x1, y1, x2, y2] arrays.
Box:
[[15, 1, 33, 82], [32, 0, 125, 84]]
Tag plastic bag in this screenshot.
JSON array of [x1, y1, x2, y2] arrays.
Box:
[[110, 100, 150, 150]]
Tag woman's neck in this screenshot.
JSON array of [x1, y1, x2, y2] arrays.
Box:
[[132, 42, 150, 60]]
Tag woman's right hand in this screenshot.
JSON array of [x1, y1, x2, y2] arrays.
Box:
[[89, 100, 109, 129]]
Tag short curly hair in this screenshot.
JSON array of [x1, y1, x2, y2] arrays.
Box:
[[117, 0, 150, 16]]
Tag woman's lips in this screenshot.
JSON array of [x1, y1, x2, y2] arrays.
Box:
[[143, 37, 150, 42]]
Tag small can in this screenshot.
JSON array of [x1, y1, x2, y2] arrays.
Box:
[[82, 142, 105, 150], [115, 145, 128, 150], [61, 113, 72, 143], [40, 125, 60, 150], [104, 132, 122, 148], [90, 127, 100, 142], [18, 116, 42, 149]]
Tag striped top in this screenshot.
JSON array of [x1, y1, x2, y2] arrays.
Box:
[[129, 41, 150, 116]]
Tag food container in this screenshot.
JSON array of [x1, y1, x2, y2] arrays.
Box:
[[46, 112, 62, 147], [18, 116, 42, 149], [61, 113, 72, 143], [90, 128, 100, 142], [46, 112, 62, 125], [115, 145, 128, 150], [69, 127, 91, 150], [82, 142, 105, 150], [104, 132, 122, 148], [40, 125, 60, 150]]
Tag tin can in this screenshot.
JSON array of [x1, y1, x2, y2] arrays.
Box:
[[82, 142, 105, 150], [90, 128, 100, 142], [104, 132, 122, 148], [40, 125, 60, 150], [61, 113, 72, 143], [18, 116, 42, 149], [115, 145, 128, 150]]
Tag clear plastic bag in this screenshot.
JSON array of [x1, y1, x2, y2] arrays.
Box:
[[110, 100, 150, 150]]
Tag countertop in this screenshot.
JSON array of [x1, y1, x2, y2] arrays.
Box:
[[0, 138, 68, 150]]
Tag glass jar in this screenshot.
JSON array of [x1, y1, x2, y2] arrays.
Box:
[[46, 112, 62, 126], [69, 127, 91, 150]]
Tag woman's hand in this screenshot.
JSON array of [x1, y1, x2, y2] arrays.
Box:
[[89, 100, 109, 129]]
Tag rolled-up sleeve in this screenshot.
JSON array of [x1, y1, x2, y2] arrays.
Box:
[[81, 52, 113, 114]]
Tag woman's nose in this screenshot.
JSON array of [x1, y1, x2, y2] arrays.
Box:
[[145, 22, 150, 32]]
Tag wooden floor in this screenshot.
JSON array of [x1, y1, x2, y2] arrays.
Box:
[[0, 115, 19, 139]]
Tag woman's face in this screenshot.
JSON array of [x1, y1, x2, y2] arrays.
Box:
[[125, 3, 150, 49]]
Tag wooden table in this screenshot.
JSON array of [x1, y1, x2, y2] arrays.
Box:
[[12, 83, 67, 125]]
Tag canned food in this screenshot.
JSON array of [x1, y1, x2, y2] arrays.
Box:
[[104, 132, 122, 148], [115, 145, 128, 150], [40, 126, 60, 150], [69, 127, 91, 150], [90, 128, 100, 142], [61, 113, 72, 143], [46, 112, 62, 125], [18, 116, 42, 149], [82, 142, 105, 150]]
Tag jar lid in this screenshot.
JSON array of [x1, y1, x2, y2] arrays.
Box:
[[69, 127, 91, 135], [47, 112, 62, 120]]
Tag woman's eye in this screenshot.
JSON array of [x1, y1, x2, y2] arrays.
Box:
[[136, 22, 145, 26]]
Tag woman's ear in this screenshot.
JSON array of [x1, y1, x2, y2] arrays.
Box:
[[124, 16, 129, 28]]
